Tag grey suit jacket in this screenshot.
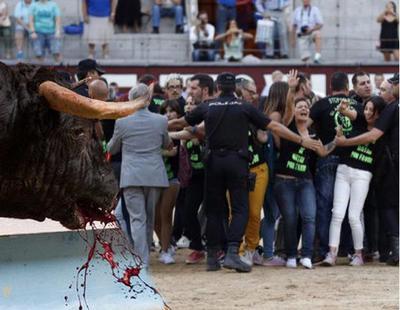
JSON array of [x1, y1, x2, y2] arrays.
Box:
[[107, 108, 170, 188]]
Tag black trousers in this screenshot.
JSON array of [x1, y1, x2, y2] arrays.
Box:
[[172, 188, 187, 242], [184, 172, 205, 251], [205, 151, 249, 248]]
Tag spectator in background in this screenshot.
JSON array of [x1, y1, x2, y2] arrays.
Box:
[[82, 0, 117, 59], [109, 82, 123, 101], [0, 0, 12, 59], [190, 11, 216, 61], [215, 19, 253, 62], [165, 73, 186, 114], [152, 0, 184, 34], [29, 0, 62, 63], [255, 0, 289, 59], [374, 73, 385, 95], [115, 0, 141, 33], [351, 71, 372, 104], [14, 0, 32, 60], [292, 0, 323, 64], [216, 0, 236, 37], [377, 1, 399, 62]]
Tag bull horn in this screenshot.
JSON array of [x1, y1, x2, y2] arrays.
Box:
[[39, 81, 148, 120]]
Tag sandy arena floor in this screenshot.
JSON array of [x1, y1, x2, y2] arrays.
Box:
[[152, 249, 399, 310]]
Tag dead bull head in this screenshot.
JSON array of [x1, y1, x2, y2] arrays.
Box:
[[0, 63, 148, 229]]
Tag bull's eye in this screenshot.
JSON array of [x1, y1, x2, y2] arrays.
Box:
[[73, 129, 85, 137]]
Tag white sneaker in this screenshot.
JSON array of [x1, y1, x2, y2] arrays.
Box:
[[159, 251, 175, 264], [176, 236, 190, 249], [167, 245, 177, 256], [286, 258, 297, 268], [253, 251, 264, 266], [349, 254, 364, 266], [321, 252, 336, 267], [300, 257, 313, 269], [240, 250, 255, 266]]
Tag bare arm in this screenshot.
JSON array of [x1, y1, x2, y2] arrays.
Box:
[[336, 128, 384, 147], [168, 116, 189, 131], [266, 120, 320, 151], [110, 0, 118, 22], [377, 12, 385, 23], [269, 111, 282, 149], [315, 139, 337, 157], [337, 99, 357, 121], [283, 69, 299, 126], [55, 15, 61, 36], [242, 32, 253, 40], [162, 146, 178, 157], [169, 130, 193, 140]]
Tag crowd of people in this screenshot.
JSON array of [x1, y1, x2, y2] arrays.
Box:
[[0, 0, 398, 62], [66, 58, 399, 272]]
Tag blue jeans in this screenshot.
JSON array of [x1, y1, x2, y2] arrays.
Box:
[[152, 5, 183, 27], [261, 179, 280, 258], [314, 155, 339, 256], [192, 49, 215, 61], [274, 177, 316, 258], [32, 32, 61, 57]]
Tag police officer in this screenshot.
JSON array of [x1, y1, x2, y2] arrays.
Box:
[[169, 72, 320, 272]]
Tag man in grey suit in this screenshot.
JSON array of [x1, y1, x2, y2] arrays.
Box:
[[108, 83, 171, 267]]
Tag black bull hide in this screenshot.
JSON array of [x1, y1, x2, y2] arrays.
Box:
[[0, 62, 118, 229]]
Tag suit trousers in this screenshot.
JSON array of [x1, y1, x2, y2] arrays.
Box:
[[115, 186, 162, 266]]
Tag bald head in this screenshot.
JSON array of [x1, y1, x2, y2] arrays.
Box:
[[88, 79, 109, 101]]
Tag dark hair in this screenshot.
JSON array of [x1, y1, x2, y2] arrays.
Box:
[[295, 72, 309, 93], [389, 1, 397, 13], [294, 97, 311, 107], [331, 72, 349, 92], [160, 99, 182, 116], [264, 81, 289, 117], [352, 71, 369, 87], [190, 74, 214, 95], [139, 74, 156, 86], [365, 96, 386, 116], [153, 82, 164, 96], [217, 83, 236, 95]]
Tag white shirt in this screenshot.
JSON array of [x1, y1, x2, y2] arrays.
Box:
[[292, 5, 323, 33], [189, 24, 215, 44]]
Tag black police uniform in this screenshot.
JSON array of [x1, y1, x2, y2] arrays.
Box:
[[184, 74, 271, 260]]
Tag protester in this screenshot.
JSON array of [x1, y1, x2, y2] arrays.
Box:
[[373, 73, 385, 95], [154, 100, 183, 264], [13, 0, 32, 60], [29, 0, 62, 62], [377, 1, 399, 62], [82, 0, 116, 59], [322, 96, 386, 267]]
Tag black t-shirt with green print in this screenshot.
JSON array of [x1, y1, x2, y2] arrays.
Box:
[[185, 139, 204, 175], [248, 127, 266, 168], [340, 113, 375, 172], [310, 94, 364, 156], [164, 139, 180, 180], [275, 122, 315, 179]]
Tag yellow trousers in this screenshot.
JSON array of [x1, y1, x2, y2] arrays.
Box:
[[241, 162, 269, 252]]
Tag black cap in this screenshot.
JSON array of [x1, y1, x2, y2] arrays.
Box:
[[216, 72, 236, 86], [77, 59, 105, 75], [388, 73, 399, 85]]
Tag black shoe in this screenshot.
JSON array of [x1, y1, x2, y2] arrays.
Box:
[[207, 248, 221, 271], [175, 25, 183, 34], [152, 27, 159, 34], [387, 236, 399, 266], [223, 246, 251, 273]]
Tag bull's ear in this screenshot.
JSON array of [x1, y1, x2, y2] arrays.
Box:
[[39, 81, 148, 120]]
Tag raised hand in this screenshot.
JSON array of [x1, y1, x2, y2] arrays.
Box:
[[287, 69, 299, 91]]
